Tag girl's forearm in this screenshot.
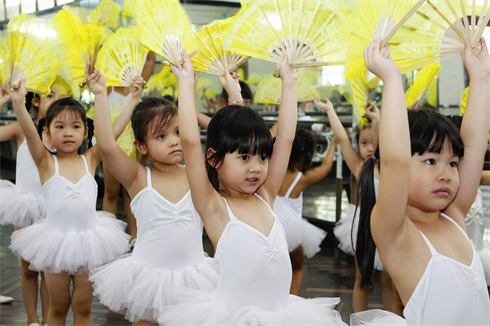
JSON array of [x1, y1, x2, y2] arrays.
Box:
[[112, 97, 138, 139], [12, 101, 38, 139], [93, 93, 118, 152], [276, 80, 297, 142], [178, 79, 201, 146]]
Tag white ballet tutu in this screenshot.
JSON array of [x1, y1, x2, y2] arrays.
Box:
[[157, 291, 346, 326], [350, 310, 407, 326], [9, 212, 130, 274], [89, 254, 220, 323], [0, 180, 46, 228], [278, 212, 327, 258], [334, 204, 384, 271]]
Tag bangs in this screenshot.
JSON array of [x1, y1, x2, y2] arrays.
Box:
[[149, 110, 177, 138], [216, 106, 273, 158], [408, 109, 464, 158]]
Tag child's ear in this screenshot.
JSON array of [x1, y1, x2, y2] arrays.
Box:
[[135, 140, 148, 155], [43, 126, 50, 137], [84, 127, 89, 140], [206, 148, 217, 168]]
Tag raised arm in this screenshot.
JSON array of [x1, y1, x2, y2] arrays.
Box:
[[301, 136, 337, 186], [88, 65, 144, 193], [9, 82, 50, 168], [366, 38, 411, 247], [262, 55, 298, 199], [193, 72, 212, 129], [172, 50, 222, 219], [447, 38, 490, 219], [314, 96, 364, 179]]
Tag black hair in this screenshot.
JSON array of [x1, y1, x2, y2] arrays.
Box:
[[446, 115, 463, 132], [131, 97, 177, 162], [355, 109, 464, 288], [221, 80, 253, 103], [206, 105, 273, 191], [288, 129, 316, 173]]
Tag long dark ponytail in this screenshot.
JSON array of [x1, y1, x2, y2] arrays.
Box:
[[354, 148, 379, 288]]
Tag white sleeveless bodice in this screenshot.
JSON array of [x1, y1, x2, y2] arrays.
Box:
[[212, 194, 292, 313], [130, 167, 207, 270], [16, 140, 42, 196], [42, 155, 98, 231], [404, 213, 490, 324], [273, 172, 303, 218]]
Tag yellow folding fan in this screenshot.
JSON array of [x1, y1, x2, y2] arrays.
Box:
[[255, 74, 319, 104], [122, 0, 137, 26], [224, 0, 347, 68], [460, 86, 469, 115], [96, 26, 149, 87], [349, 70, 380, 129], [1, 14, 58, 95], [62, 5, 92, 24], [88, 0, 121, 30], [191, 17, 251, 76], [405, 62, 441, 108], [135, 0, 193, 69], [157, 66, 179, 99], [53, 9, 112, 89], [346, 0, 490, 79]]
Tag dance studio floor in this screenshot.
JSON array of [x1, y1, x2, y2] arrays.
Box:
[[0, 174, 389, 325]]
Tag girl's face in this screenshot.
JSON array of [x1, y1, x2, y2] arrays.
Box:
[[34, 83, 71, 118], [408, 141, 460, 212], [358, 126, 375, 160], [136, 117, 183, 165], [47, 110, 87, 154], [216, 150, 268, 195]]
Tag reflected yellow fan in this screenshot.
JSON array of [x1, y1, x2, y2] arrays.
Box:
[[192, 17, 251, 76], [196, 77, 213, 93], [157, 66, 179, 99], [460, 86, 469, 115], [62, 5, 92, 24], [244, 72, 263, 86], [136, 0, 193, 69], [122, 0, 137, 26], [88, 0, 121, 30], [350, 71, 379, 129], [53, 9, 112, 89], [1, 14, 58, 95], [346, 0, 490, 79], [405, 62, 441, 108], [224, 0, 347, 68], [255, 74, 318, 104], [143, 74, 159, 95], [96, 26, 148, 87]]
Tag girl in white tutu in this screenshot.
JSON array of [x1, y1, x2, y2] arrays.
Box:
[[0, 78, 71, 326], [273, 128, 335, 295], [7, 70, 131, 325], [351, 38, 490, 325], [87, 66, 219, 325], [313, 96, 397, 313], [157, 50, 346, 326]]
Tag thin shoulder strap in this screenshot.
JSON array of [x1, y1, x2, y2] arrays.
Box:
[[146, 167, 152, 188], [221, 197, 237, 222], [80, 155, 89, 174], [418, 231, 438, 256], [52, 155, 59, 175], [254, 193, 276, 217], [285, 172, 302, 198], [440, 212, 471, 242]]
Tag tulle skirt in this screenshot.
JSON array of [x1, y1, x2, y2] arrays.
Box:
[[350, 310, 407, 326], [157, 291, 347, 326], [334, 204, 384, 271], [9, 211, 130, 274], [277, 212, 327, 258], [0, 180, 45, 228], [89, 254, 220, 323]]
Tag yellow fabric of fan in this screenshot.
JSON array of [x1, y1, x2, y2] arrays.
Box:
[[405, 62, 441, 108], [347, 0, 490, 79], [88, 0, 121, 30], [191, 17, 250, 76], [157, 66, 179, 99], [255, 74, 318, 104], [224, 0, 347, 66], [136, 0, 193, 69], [1, 14, 58, 95], [96, 26, 149, 87], [53, 9, 112, 89], [122, 0, 137, 26]]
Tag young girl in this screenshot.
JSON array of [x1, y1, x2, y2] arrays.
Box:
[[351, 38, 490, 325], [7, 74, 131, 325], [313, 96, 396, 313], [273, 129, 336, 295], [0, 78, 71, 326], [87, 66, 219, 325], [157, 50, 346, 326]]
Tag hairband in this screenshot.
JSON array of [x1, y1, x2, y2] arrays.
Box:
[[371, 155, 377, 160]]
